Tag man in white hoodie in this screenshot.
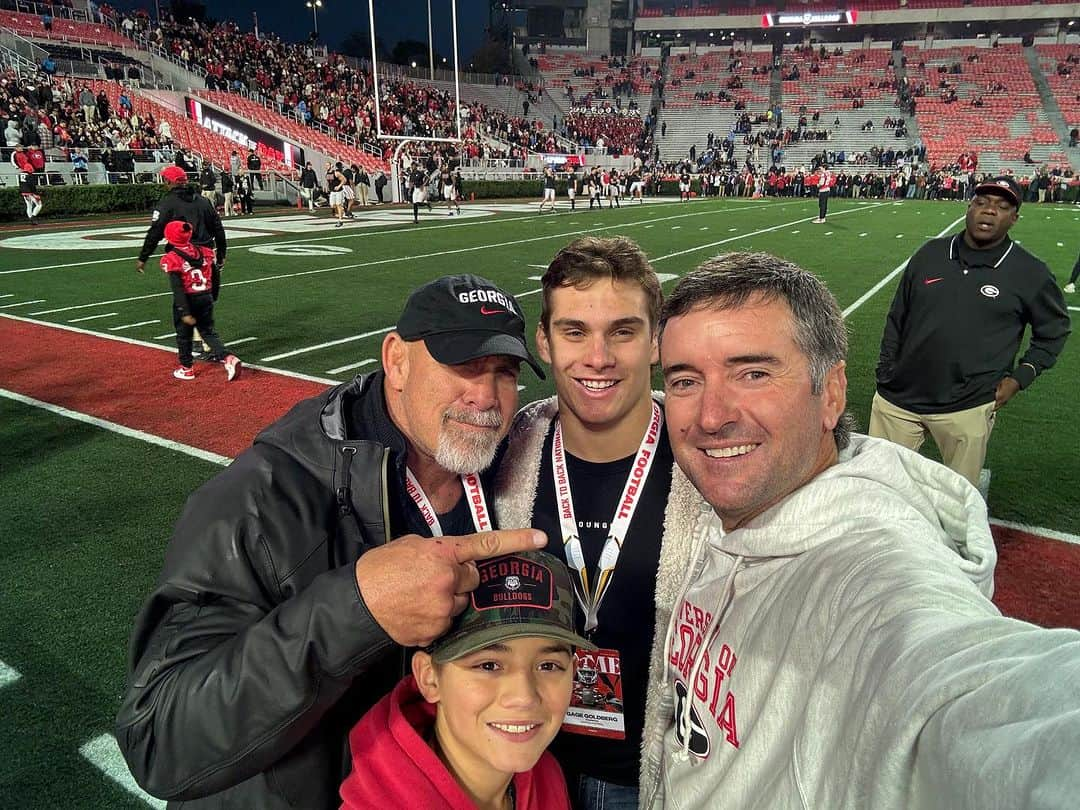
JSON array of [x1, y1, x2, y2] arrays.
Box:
[[640, 251, 1080, 809]]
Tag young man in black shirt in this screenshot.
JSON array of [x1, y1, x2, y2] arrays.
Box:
[[495, 237, 698, 809]]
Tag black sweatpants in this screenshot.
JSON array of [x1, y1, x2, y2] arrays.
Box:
[[175, 293, 228, 367], [818, 190, 829, 220], [1069, 250, 1080, 286]]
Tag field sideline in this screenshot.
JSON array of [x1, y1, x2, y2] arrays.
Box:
[[2, 195, 1078, 807]]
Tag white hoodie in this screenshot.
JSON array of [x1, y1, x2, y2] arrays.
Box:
[[642, 435, 1080, 809]]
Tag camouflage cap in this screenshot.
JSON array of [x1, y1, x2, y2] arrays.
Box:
[[430, 550, 596, 663]]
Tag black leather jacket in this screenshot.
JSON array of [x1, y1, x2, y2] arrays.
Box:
[[116, 373, 416, 809]]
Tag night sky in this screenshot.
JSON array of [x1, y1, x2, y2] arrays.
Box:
[[127, 0, 493, 61]]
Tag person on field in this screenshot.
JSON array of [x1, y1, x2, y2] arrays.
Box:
[[540, 167, 558, 214], [870, 175, 1070, 486], [116, 274, 548, 809], [339, 550, 592, 810], [1063, 244, 1079, 294], [160, 220, 241, 382], [137, 165, 228, 360]]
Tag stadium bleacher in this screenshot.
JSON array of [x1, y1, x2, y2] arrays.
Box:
[[2, 8, 128, 48], [1036, 44, 1080, 131], [905, 43, 1069, 174]]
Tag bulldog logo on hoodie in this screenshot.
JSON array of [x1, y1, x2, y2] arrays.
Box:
[[673, 680, 711, 758]]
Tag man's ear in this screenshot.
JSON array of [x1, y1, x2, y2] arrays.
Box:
[[536, 323, 552, 365], [382, 332, 408, 391], [821, 360, 848, 432], [412, 651, 441, 705]]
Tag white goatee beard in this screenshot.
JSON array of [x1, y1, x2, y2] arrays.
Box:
[[434, 408, 503, 474]]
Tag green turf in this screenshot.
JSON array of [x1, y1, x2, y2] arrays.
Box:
[[0, 396, 223, 807], [1, 195, 1078, 806]]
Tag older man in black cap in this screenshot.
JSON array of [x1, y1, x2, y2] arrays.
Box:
[[116, 274, 549, 809], [870, 175, 1070, 487]]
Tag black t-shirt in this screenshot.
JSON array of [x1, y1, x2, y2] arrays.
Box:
[[530, 413, 673, 786], [18, 171, 38, 193], [388, 482, 477, 539]]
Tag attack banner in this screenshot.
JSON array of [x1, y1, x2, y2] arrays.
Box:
[[762, 9, 857, 27], [184, 97, 304, 169]]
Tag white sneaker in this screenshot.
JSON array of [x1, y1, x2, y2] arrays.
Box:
[[224, 354, 242, 382], [1065, 283, 1076, 294]]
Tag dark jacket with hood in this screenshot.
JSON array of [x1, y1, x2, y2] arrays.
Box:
[[116, 372, 468, 808], [138, 184, 227, 263]]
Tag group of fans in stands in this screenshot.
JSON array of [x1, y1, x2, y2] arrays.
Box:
[[1, 67, 182, 181]]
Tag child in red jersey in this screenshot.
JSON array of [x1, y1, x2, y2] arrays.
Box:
[[160, 220, 241, 381]]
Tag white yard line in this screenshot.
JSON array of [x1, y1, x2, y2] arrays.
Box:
[[261, 327, 394, 362], [79, 734, 167, 809], [990, 518, 1080, 547], [0, 389, 232, 466], [0, 299, 45, 309], [0, 660, 21, 688], [0, 256, 139, 276], [1, 313, 339, 385], [261, 204, 889, 363], [26, 202, 780, 317], [68, 312, 118, 323], [842, 215, 965, 318], [0, 293, 14, 299], [327, 358, 377, 374], [3, 198, 770, 275], [108, 320, 160, 331], [652, 204, 888, 264], [227, 336, 258, 346]]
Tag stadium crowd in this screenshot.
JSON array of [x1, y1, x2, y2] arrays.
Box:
[[115, 14, 653, 162], [1, 67, 178, 175]]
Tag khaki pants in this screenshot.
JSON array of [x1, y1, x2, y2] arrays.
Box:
[[868, 392, 995, 486], [222, 191, 234, 216], [357, 183, 369, 206]]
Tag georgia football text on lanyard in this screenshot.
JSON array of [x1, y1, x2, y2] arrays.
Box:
[[552, 400, 663, 633], [405, 469, 492, 536]]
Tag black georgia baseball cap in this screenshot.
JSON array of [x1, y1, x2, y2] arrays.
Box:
[[972, 175, 1022, 210], [396, 274, 545, 379]]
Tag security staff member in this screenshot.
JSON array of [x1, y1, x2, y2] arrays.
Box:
[[137, 165, 229, 352], [870, 175, 1070, 485]]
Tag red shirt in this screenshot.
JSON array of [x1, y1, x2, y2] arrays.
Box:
[[160, 245, 215, 295], [340, 676, 571, 810]]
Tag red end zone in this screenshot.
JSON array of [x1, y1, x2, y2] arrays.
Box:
[[1, 315, 329, 458]]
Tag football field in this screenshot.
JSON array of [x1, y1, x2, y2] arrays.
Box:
[[1, 195, 1078, 806]]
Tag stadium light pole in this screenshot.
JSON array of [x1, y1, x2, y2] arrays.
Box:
[[427, 0, 435, 80], [306, 0, 323, 40]]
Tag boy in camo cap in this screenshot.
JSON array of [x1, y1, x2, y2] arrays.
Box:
[[340, 550, 595, 809]]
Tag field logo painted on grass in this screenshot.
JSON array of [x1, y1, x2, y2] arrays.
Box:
[[250, 244, 354, 256]]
